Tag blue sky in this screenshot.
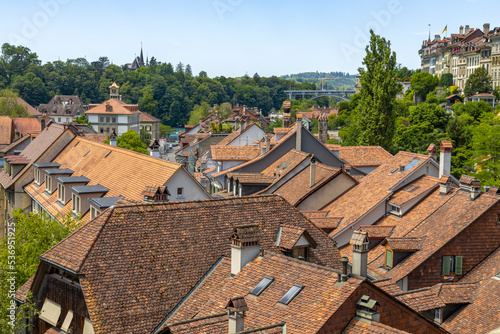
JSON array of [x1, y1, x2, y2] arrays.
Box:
[[2, 0, 499, 77]]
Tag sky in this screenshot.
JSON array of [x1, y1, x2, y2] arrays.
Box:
[[2, 0, 500, 78]]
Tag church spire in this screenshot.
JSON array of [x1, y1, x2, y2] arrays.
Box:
[[140, 42, 144, 66]]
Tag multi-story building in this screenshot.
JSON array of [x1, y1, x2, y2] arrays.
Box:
[[420, 23, 500, 92], [37, 95, 85, 124], [85, 83, 140, 136]]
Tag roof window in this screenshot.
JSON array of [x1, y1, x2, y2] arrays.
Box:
[[250, 276, 274, 296], [278, 284, 304, 305]]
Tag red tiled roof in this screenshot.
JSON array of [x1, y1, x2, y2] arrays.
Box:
[[342, 318, 410, 334], [211, 145, 261, 161], [333, 146, 393, 167], [85, 98, 140, 115], [324, 152, 432, 237], [139, 111, 160, 122], [0, 116, 13, 145], [12, 117, 40, 136]]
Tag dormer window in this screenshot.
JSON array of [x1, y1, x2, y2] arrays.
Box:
[[45, 174, 52, 194], [57, 182, 65, 204], [72, 193, 81, 214], [34, 167, 41, 186], [388, 203, 401, 216]]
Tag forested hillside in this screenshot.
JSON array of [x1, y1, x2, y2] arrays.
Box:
[[281, 71, 356, 89], [0, 43, 316, 127]]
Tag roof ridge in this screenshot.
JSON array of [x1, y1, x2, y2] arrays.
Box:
[[264, 251, 346, 276], [76, 207, 114, 272], [74, 137, 183, 167], [113, 194, 284, 211]]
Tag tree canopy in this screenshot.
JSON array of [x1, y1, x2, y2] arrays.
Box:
[[115, 130, 149, 154], [464, 67, 493, 98], [350, 30, 400, 149]]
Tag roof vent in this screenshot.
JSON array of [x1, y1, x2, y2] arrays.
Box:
[[459, 175, 481, 201], [356, 295, 380, 322], [142, 185, 170, 203]]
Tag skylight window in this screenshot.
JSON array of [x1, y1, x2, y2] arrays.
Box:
[[250, 276, 274, 296], [408, 186, 420, 193], [83, 150, 90, 157], [105, 151, 111, 157], [278, 284, 304, 305], [390, 168, 398, 175], [404, 158, 421, 171]]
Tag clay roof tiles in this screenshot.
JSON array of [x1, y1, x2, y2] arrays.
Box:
[[324, 152, 432, 236], [211, 145, 261, 161], [332, 146, 393, 167], [342, 318, 410, 334], [37, 195, 339, 334], [84, 98, 140, 115], [0, 116, 13, 145]]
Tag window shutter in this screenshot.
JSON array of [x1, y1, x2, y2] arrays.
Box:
[[455, 256, 463, 275], [386, 250, 393, 268], [442, 256, 451, 275]]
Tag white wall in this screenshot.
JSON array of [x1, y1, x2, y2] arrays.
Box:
[[88, 115, 98, 123], [118, 126, 128, 135], [165, 168, 211, 202], [118, 115, 128, 124], [229, 125, 265, 146]]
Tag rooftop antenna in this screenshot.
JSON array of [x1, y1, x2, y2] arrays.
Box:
[[428, 24, 431, 41]]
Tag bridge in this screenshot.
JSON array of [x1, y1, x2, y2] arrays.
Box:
[[284, 89, 356, 101]]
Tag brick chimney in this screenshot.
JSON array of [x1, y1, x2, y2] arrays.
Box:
[[427, 143, 437, 160], [439, 141, 452, 178], [231, 225, 260, 276], [484, 23, 490, 34], [459, 175, 481, 201], [318, 113, 328, 144], [226, 297, 248, 334], [459, 25, 464, 35], [310, 156, 317, 188], [296, 114, 303, 152], [350, 231, 369, 277], [465, 25, 470, 35]]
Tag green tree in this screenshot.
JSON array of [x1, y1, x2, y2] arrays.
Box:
[[185, 64, 192, 76], [353, 30, 400, 149], [74, 114, 91, 125], [454, 101, 493, 123], [464, 67, 493, 98], [468, 113, 500, 186], [440, 73, 453, 87], [0, 210, 81, 332], [159, 124, 174, 138], [410, 72, 438, 99], [115, 130, 149, 154], [0, 89, 29, 117], [188, 102, 211, 125]]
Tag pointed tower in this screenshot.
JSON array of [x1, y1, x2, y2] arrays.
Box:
[[139, 43, 145, 67], [109, 82, 120, 100]]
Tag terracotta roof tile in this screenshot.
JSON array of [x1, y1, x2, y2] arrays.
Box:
[[383, 237, 423, 252], [342, 318, 410, 334], [85, 98, 140, 115], [324, 152, 432, 236], [460, 246, 500, 283], [14, 276, 34, 302], [389, 176, 440, 206], [211, 145, 261, 161], [442, 277, 500, 334], [11, 117, 40, 136], [23, 137, 183, 222], [359, 226, 395, 239], [38, 196, 339, 334], [165, 252, 364, 334], [0, 116, 13, 145], [270, 163, 343, 206], [333, 146, 393, 167], [139, 111, 160, 122]]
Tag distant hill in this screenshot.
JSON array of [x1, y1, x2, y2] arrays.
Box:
[[281, 71, 356, 90]]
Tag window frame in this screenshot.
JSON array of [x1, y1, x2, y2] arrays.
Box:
[[442, 255, 463, 276], [57, 182, 65, 204], [176, 187, 184, 198]]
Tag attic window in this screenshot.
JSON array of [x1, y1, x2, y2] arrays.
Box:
[[39, 298, 61, 326], [105, 151, 111, 157], [278, 284, 304, 305], [390, 168, 398, 175], [250, 276, 274, 296]]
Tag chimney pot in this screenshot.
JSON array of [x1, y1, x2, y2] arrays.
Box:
[[484, 23, 490, 34], [439, 141, 452, 178], [310, 156, 317, 188], [460, 25, 464, 35], [231, 225, 260, 276], [465, 25, 470, 35], [341, 257, 349, 282]]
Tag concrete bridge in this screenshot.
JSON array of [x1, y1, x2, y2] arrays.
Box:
[[284, 89, 356, 101]]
